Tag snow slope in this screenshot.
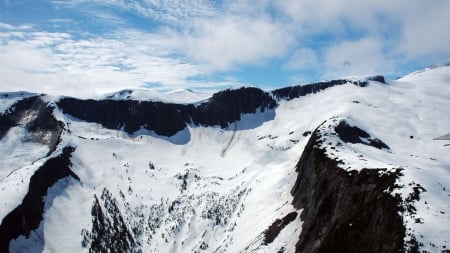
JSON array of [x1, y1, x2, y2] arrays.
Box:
[[0, 66, 449, 252], [104, 88, 212, 104]]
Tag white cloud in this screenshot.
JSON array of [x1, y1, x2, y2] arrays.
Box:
[[0, 22, 32, 30], [2, 0, 450, 97], [52, 0, 216, 24], [131, 0, 216, 23], [397, 1, 450, 58], [49, 0, 450, 79], [324, 37, 392, 78], [54, 0, 294, 71], [179, 14, 293, 71], [283, 48, 319, 71], [0, 25, 217, 97], [275, 0, 450, 60], [274, 0, 404, 33], [0, 22, 15, 30]]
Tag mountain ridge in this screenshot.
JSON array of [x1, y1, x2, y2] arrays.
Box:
[[0, 66, 449, 252]]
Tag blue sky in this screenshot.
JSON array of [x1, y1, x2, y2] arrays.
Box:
[[1, 0, 449, 97]]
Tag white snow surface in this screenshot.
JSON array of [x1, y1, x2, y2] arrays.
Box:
[[0, 66, 449, 252], [0, 126, 50, 219], [103, 88, 212, 104]]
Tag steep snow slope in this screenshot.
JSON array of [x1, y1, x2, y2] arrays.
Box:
[[0, 66, 449, 252]]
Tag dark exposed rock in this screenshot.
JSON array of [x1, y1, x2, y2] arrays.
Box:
[[264, 211, 298, 245], [57, 87, 277, 136], [0, 96, 65, 155], [291, 129, 404, 253], [335, 121, 389, 150], [0, 146, 79, 253], [272, 79, 350, 101], [368, 75, 386, 84], [57, 98, 190, 137], [272, 76, 385, 101], [192, 87, 277, 128]]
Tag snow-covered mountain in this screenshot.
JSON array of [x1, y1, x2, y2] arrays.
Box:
[[0, 66, 449, 253]]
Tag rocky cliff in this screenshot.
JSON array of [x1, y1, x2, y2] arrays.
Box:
[[57, 87, 276, 136], [291, 122, 405, 253]]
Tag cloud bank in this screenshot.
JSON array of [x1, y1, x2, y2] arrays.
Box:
[[0, 0, 449, 97]]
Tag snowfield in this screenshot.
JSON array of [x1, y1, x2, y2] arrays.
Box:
[[1, 65, 449, 252]]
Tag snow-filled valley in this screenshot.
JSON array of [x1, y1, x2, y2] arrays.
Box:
[[0, 65, 449, 252]]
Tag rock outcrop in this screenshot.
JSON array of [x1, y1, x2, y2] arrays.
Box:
[[334, 121, 389, 150], [291, 126, 404, 253]]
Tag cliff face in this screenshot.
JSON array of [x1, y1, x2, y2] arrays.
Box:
[[192, 87, 277, 128], [57, 87, 277, 136], [291, 128, 404, 253], [272, 76, 385, 101], [0, 147, 79, 253], [57, 98, 191, 137]]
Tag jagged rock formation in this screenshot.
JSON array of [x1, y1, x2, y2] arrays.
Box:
[[0, 147, 79, 253], [291, 126, 404, 253]]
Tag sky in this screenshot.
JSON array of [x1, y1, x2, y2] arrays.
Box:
[[0, 0, 450, 97]]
